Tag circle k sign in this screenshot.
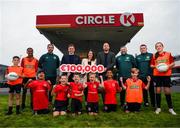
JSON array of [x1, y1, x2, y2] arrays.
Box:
[[120, 13, 135, 27]]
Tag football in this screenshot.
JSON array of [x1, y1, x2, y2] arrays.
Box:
[[156, 63, 168, 72], [6, 72, 19, 81]]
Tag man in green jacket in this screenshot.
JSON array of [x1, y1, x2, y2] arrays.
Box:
[[116, 46, 136, 107], [38, 43, 60, 103], [136, 44, 155, 107]]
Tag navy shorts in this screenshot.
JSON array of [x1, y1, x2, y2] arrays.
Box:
[[8, 84, 22, 94], [154, 76, 171, 87], [71, 98, 82, 113], [87, 102, 99, 113], [126, 102, 141, 112], [54, 100, 67, 111]]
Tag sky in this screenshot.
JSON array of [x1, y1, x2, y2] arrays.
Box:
[[0, 0, 180, 65]]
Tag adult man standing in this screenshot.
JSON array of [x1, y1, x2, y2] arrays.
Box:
[[96, 42, 115, 103], [61, 43, 81, 82], [21, 47, 38, 110], [38, 44, 60, 103], [96, 42, 115, 74], [136, 44, 155, 107], [116, 46, 136, 107]]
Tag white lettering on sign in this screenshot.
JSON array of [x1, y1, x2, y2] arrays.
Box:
[[75, 15, 115, 25], [120, 13, 135, 27], [59, 64, 105, 73]]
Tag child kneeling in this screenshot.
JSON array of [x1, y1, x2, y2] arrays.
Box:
[[26, 70, 51, 115]]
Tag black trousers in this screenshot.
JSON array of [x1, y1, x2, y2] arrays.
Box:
[[22, 77, 36, 109], [140, 77, 155, 107], [120, 78, 128, 106], [45, 76, 57, 103]]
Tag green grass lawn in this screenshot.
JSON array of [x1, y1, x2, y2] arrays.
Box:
[[0, 93, 180, 127]]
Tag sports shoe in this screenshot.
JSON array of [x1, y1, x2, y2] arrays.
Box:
[[155, 108, 161, 114], [5, 111, 13, 115], [144, 102, 149, 107], [169, 109, 177, 115]]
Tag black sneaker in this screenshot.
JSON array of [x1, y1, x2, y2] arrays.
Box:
[[21, 104, 25, 110], [16, 111, 21, 115], [144, 102, 149, 107], [5, 111, 13, 115]]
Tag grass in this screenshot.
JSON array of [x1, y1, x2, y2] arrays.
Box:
[[0, 93, 180, 127]]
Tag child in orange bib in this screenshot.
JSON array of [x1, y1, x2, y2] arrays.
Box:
[[5, 56, 23, 115], [120, 68, 151, 113]]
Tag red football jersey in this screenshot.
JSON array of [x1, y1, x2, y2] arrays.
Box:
[[86, 82, 100, 103], [53, 84, 69, 101], [28, 80, 50, 110], [69, 82, 84, 102], [104, 80, 120, 105]]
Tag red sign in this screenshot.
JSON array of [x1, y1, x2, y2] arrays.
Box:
[[36, 13, 143, 28]]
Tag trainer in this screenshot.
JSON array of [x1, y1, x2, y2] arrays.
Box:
[[21, 47, 38, 109], [136, 44, 155, 107], [38, 43, 60, 103], [116, 46, 136, 107]]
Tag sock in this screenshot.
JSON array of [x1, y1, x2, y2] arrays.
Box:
[[8, 106, 13, 113], [16, 105, 20, 113], [156, 94, 161, 108], [165, 94, 173, 108]]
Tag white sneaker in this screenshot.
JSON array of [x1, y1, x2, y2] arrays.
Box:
[[169, 109, 177, 115], [155, 108, 161, 114]]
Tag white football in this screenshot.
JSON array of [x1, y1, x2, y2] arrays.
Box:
[[156, 63, 168, 72], [6, 72, 19, 81]]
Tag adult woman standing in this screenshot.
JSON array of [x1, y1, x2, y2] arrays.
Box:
[[82, 49, 96, 74], [151, 42, 176, 115]]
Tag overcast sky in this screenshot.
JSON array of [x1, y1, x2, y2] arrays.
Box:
[[0, 0, 180, 65]]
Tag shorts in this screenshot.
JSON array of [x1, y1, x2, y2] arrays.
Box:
[[87, 102, 99, 113], [8, 84, 22, 94], [154, 76, 171, 87], [71, 98, 82, 113], [23, 77, 36, 84], [104, 104, 117, 112], [126, 102, 141, 112], [54, 100, 67, 112]]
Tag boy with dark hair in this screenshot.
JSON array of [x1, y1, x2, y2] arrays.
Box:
[[6, 56, 23, 115], [26, 70, 51, 115], [100, 69, 121, 112]]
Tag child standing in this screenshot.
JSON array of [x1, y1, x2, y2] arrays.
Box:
[[151, 42, 176, 115], [120, 68, 151, 113], [52, 74, 69, 117], [26, 70, 51, 115], [83, 73, 101, 115], [68, 73, 84, 115], [101, 69, 121, 112], [6, 56, 23, 115]]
